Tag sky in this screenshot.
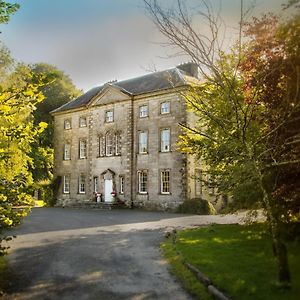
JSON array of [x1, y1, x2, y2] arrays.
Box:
[[0, 0, 285, 92]]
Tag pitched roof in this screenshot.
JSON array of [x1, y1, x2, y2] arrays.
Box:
[[51, 66, 193, 114]]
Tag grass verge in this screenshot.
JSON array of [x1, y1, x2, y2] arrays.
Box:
[[161, 223, 300, 300]]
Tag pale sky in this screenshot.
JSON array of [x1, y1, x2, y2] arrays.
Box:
[[0, 0, 284, 92]]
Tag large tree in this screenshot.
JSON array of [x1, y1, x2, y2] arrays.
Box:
[[144, 0, 300, 285]]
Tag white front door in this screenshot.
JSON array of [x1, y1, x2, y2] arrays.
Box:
[[104, 179, 113, 202]]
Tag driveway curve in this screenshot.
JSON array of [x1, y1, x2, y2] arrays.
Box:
[[3, 208, 245, 300]]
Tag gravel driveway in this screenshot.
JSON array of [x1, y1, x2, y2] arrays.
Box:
[[3, 208, 246, 300]]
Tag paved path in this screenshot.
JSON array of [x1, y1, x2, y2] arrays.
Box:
[[3, 208, 245, 300]]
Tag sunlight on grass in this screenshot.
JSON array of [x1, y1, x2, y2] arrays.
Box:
[[161, 223, 300, 300]]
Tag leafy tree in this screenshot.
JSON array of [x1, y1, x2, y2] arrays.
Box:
[[144, 0, 300, 285]]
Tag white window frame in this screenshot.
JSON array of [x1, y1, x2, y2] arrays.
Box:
[[138, 171, 148, 194], [160, 102, 170, 114], [120, 176, 124, 194], [138, 131, 148, 154], [64, 119, 71, 130], [63, 175, 70, 194], [79, 174, 86, 194], [161, 128, 171, 152], [139, 105, 148, 118], [115, 133, 121, 155], [79, 116, 87, 127], [105, 110, 114, 123], [63, 143, 71, 160], [79, 139, 87, 159], [105, 132, 114, 156], [160, 170, 170, 194], [93, 176, 98, 193]]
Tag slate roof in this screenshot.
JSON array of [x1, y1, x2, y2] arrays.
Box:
[[51, 67, 190, 114]]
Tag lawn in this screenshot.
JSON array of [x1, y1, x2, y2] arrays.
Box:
[[161, 223, 300, 300]]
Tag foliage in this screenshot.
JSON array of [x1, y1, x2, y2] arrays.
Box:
[[177, 198, 216, 215], [162, 224, 300, 300], [144, 0, 300, 284], [0, 0, 19, 24]]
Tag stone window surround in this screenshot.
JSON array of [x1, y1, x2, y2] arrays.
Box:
[[79, 116, 87, 127], [64, 119, 72, 130], [79, 139, 87, 159]]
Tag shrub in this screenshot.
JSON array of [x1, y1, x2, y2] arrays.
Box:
[[177, 198, 216, 215]]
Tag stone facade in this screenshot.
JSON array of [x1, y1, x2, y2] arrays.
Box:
[[51, 63, 220, 211]]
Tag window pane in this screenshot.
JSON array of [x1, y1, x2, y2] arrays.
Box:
[[138, 171, 147, 193], [115, 133, 121, 155], [79, 117, 87, 127], [64, 144, 71, 160], [79, 140, 87, 158], [139, 105, 148, 117], [106, 111, 114, 122], [161, 171, 170, 193], [120, 176, 124, 194], [63, 175, 70, 193], [79, 174, 85, 193], [161, 102, 170, 114], [64, 119, 71, 129], [106, 133, 114, 156], [161, 129, 170, 152], [139, 132, 148, 153]]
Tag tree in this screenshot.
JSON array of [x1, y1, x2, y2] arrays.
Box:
[[0, 1, 48, 255], [144, 0, 300, 285]]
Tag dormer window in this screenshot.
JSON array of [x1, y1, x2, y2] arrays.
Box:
[[64, 119, 71, 129], [105, 110, 114, 123], [160, 102, 170, 114], [79, 117, 87, 127]]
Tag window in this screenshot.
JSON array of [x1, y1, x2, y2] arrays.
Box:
[[138, 131, 148, 154], [98, 135, 105, 157], [120, 176, 124, 194], [79, 139, 87, 159], [139, 105, 148, 118], [160, 102, 170, 114], [161, 170, 170, 194], [161, 128, 170, 152], [64, 119, 71, 129], [63, 175, 70, 194], [115, 132, 121, 155], [93, 176, 98, 193], [105, 132, 114, 156], [79, 116, 87, 127], [195, 169, 203, 196], [105, 110, 114, 123], [63, 144, 71, 160], [79, 174, 86, 194], [138, 171, 148, 193]]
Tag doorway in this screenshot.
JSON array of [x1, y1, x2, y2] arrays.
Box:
[[104, 179, 113, 202]]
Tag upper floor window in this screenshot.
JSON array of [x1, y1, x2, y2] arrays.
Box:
[[79, 139, 87, 159], [138, 131, 148, 154], [63, 175, 70, 194], [63, 143, 71, 160], [105, 132, 114, 156], [160, 102, 170, 114], [115, 133, 121, 155], [139, 105, 148, 118], [79, 174, 86, 194], [161, 128, 171, 152], [138, 170, 148, 194], [79, 116, 87, 127], [64, 119, 71, 129], [161, 170, 170, 194], [105, 110, 114, 123]]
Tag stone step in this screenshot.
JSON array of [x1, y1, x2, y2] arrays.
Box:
[[65, 202, 127, 210]]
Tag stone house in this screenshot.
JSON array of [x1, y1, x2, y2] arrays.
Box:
[[51, 63, 219, 210]]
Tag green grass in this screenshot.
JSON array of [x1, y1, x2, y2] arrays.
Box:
[[161, 223, 300, 300]]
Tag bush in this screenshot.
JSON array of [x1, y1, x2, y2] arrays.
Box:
[[177, 198, 216, 215]]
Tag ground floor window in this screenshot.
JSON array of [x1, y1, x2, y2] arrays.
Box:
[[138, 170, 148, 193], [93, 176, 98, 193], [79, 174, 86, 194], [63, 175, 70, 194], [160, 170, 170, 194], [119, 176, 124, 194]]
